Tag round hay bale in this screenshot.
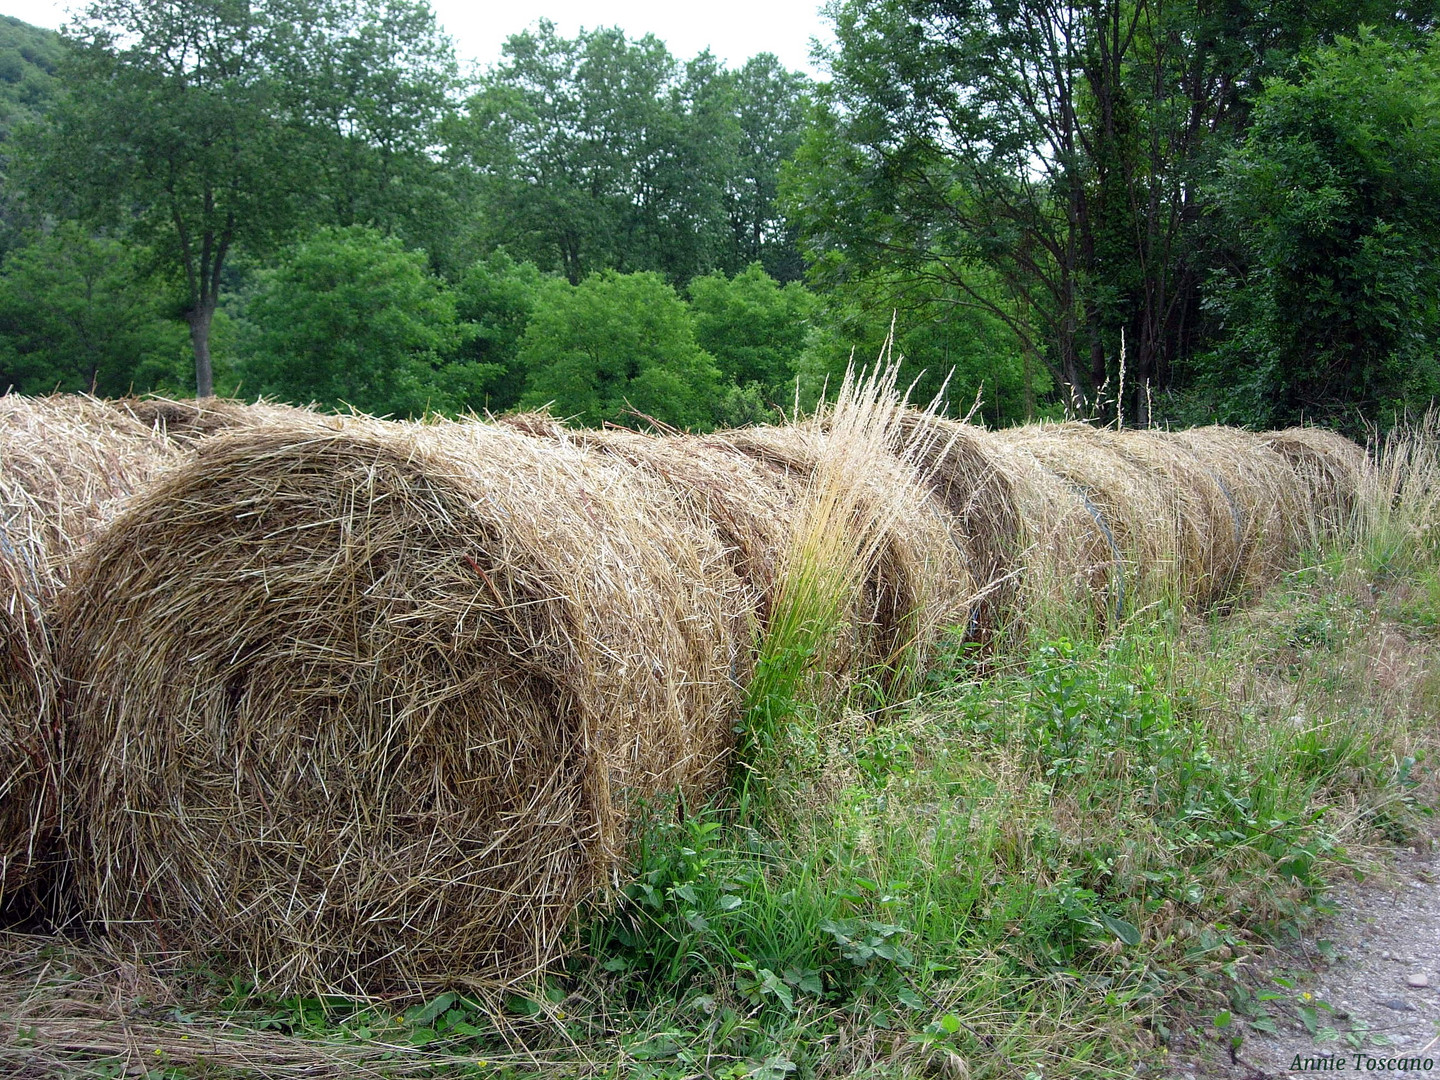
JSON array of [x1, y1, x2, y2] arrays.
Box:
[[1106, 429, 1238, 606], [969, 429, 1120, 625], [1167, 426, 1303, 592], [0, 395, 178, 902], [55, 416, 749, 996], [497, 413, 799, 623], [712, 423, 972, 677], [117, 396, 314, 442], [990, 423, 1182, 610], [895, 413, 1024, 640], [1262, 427, 1370, 542]]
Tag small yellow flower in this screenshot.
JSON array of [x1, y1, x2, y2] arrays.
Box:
[[1301, 991, 1312, 1001]]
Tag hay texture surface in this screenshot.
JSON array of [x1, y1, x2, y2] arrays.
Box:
[[714, 422, 973, 675], [988, 423, 1183, 612], [895, 412, 1021, 639], [499, 413, 798, 622], [117, 396, 314, 442], [0, 395, 177, 900], [1166, 426, 1302, 593], [56, 416, 747, 996], [970, 429, 1120, 622], [1263, 427, 1370, 542]]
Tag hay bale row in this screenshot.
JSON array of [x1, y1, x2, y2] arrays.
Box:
[[0, 392, 1373, 999], [0, 396, 178, 901], [975, 422, 1326, 619]]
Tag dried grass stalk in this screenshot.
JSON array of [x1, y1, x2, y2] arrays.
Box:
[[710, 418, 972, 679], [56, 415, 749, 997], [0, 395, 177, 902]]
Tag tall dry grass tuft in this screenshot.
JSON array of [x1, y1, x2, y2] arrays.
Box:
[[1359, 410, 1440, 575], [737, 364, 969, 773]]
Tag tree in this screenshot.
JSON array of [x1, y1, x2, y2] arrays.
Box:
[[24, 0, 318, 397], [789, 0, 1440, 422], [517, 271, 723, 429], [688, 262, 815, 399], [451, 250, 546, 413], [19, 0, 460, 397], [453, 25, 812, 286], [1198, 31, 1440, 429], [291, 0, 465, 259], [0, 223, 189, 395], [239, 225, 466, 416], [796, 257, 1044, 426], [725, 54, 812, 282]]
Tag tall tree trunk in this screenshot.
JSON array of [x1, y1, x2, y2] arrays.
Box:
[[188, 302, 216, 399]]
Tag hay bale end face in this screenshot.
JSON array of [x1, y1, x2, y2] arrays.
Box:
[[0, 395, 177, 902], [57, 417, 748, 996]]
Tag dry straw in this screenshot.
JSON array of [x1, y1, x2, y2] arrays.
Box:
[[988, 422, 1182, 613], [969, 428, 1120, 625], [498, 412, 799, 624], [894, 411, 1022, 643], [117, 395, 313, 442], [1166, 426, 1303, 593], [714, 414, 972, 683], [1263, 426, 1371, 544], [0, 395, 176, 903], [56, 415, 749, 997]]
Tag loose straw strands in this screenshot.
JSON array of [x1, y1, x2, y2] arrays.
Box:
[[0, 395, 177, 901]]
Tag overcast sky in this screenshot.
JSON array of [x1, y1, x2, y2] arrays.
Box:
[[0, 0, 835, 78]]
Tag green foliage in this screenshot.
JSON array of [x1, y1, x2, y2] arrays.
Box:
[[517, 270, 722, 429], [1200, 30, 1440, 431], [788, 0, 1440, 423], [454, 23, 810, 286], [689, 262, 814, 408], [450, 250, 546, 413], [239, 225, 469, 416], [795, 259, 1048, 424], [295, 0, 465, 263], [0, 16, 62, 141], [0, 224, 189, 395]]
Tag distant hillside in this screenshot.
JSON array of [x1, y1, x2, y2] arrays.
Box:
[[0, 16, 62, 141]]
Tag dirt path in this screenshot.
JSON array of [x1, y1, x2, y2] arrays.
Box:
[[1169, 833, 1440, 1077]]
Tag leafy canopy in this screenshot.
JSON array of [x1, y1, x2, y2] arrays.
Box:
[[518, 270, 723, 430], [240, 225, 466, 417]]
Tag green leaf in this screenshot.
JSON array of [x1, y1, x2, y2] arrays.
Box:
[[1213, 1010, 1232, 1029], [1098, 914, 1141, 946]]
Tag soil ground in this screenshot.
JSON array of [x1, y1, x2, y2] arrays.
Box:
[[1168, 827, 1440, 1078]]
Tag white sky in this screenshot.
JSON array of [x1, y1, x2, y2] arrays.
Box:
[[0, 0, 835, 79]]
